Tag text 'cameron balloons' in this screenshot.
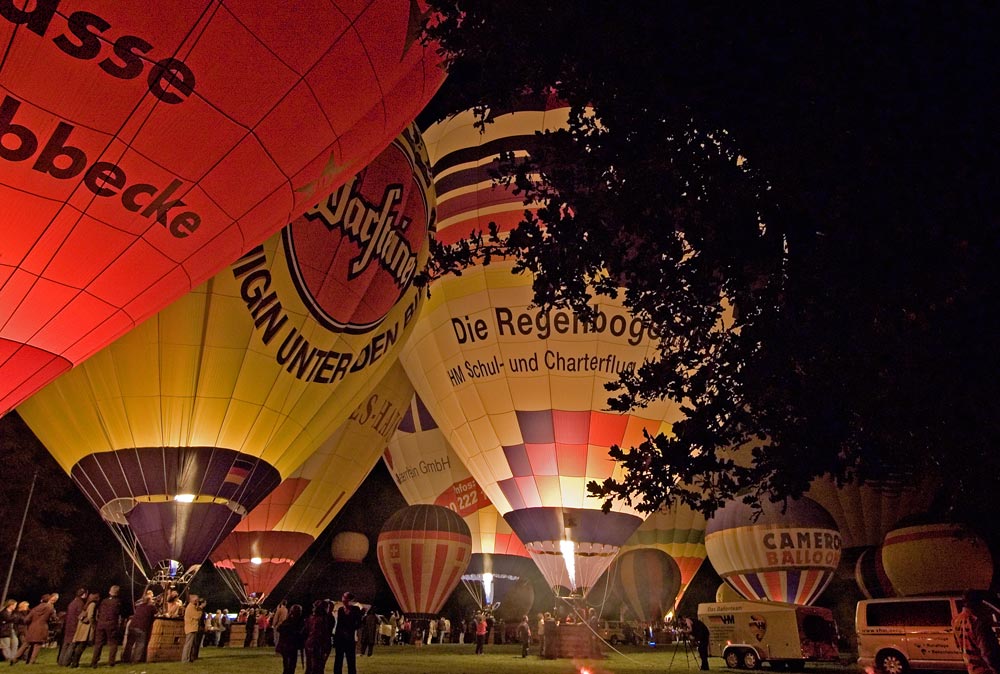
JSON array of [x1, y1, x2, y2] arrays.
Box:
[[384, 394, 531, 607], [18, 127, 434, 573], [0, 0, 445, 416], [881, 520, 993, 596], [617, 549, 681, 622], [706, 497, 841, 605], [210, 361, 412, 601], [402, 105, 683, 595], [377, 504, 472, 619], [619, 503, 707, 606]]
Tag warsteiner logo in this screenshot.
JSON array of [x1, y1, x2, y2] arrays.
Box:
[[283, 135, 429, 334]]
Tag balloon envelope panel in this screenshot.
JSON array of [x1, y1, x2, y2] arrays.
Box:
[[620, 503, 707, 604], [20, 127, 433, 570], [617, 549, 681, 622], [0, 0, 445, 415]]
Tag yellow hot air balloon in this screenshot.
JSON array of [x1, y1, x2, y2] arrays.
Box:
[[400, 105, 683, 594], [211, 361, 412, 601], [332, 532, 371, 564], [18, 126, 434, 576], [384, 394, 532, 607], [881, 520, 993, 596]]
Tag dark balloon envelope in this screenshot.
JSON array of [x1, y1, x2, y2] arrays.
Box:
[[0, 0, 445, 416]]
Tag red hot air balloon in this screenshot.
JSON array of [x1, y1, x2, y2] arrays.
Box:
[[377, 504, 472, 619], [706, 497, 841, 605], [0, 0, 445, 416]]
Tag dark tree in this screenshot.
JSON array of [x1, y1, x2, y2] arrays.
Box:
[[419, 3, 998, 527]]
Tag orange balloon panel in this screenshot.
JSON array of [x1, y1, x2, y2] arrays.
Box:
[[401, 107, 681, 592], [18, 128, 433, 569], [377, 504, 472, 619], [806, 474, 938, 550], [211, 361, 412, 599], [881, 522, 993, 596], [620, 502, 707, 604], [385, 394, 529, 558], [0, 0, 445, 416]]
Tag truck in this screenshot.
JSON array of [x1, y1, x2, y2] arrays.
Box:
[[697, 600, 839, 670]]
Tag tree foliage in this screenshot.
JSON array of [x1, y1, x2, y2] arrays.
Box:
[[419, 3, 997, 526]]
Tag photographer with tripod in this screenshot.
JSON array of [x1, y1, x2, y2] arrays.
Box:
[[686, 616, 711, 671]]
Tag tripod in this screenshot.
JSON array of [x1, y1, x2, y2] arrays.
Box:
[[667, 633, 695, 671]]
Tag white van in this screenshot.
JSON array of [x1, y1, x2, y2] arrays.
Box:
[[856, 596, 1000, 674]]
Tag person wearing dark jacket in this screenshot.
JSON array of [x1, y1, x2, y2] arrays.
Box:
[[333, 593, 362, 674], [124, 592, 156, 664], [303, 601, 333, 674], [275, 604, 304, 674], [0, 600, 18, 663], [14, 593, 57, 664], [58, 589, 87, 666], [243, 607, 258, 648], [360, 609, 378, 657], [91, 585, 124, 667], [69, 593, 99, 668], [517, 615, 531, 658], [687, 616, 711, 671]]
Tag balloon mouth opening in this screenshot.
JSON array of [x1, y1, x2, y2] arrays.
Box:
[[174, 493, 196, 502], [250, 557, 263, 565]]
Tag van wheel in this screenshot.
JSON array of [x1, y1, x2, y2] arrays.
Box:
[[743, 650, 761, 670], [725, 649, 743, 668], [876, 650, 909, 674], [610, 636, 619, 645]]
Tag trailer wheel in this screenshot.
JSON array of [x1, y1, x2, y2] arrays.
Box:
[[876, 650, 909, 674], [725, 648, 743, 669], [743, 650, 761, 670]]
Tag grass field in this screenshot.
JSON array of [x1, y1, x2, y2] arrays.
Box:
[[8, 643, 863, 674]]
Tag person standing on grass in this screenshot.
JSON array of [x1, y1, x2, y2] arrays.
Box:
[[14, 593, 57, 665], [276, 604, 304, 674], [518, 615, 531, 658], [474, 612, 487, 655], [58, 589, 86, 666], [333, 593, 363, 674]]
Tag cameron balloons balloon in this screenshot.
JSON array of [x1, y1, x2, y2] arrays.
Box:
[[881, 520, 993, 596], [0, 0, 445, 415], [806, 473, 938, 551], [619, 503, 707, 605], [18, 127, 433, 573], [210, 362, 411, 601], [705, 497, 841, 605], [384, 394, 531, 607], [401, 105, 685, 595], [377, 504, 472, 619]]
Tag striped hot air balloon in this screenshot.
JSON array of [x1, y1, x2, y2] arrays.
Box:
[[384, 394, 531, 607], [19, 126, 433, 576], [401, 103, 687, 595], [209, 361, 412, 601], [854, 546, 894, 599], [619, 503, 707, 605], [377, 504, 472, 619], [0, 0, 445, 417], [617, 549, 681, 622], [706, 497, 841, 605]]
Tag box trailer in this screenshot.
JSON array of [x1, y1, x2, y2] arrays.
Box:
[[698, 600, 839, 670]]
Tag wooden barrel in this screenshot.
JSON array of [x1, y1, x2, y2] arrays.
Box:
[[146, 618, 185, 662]]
